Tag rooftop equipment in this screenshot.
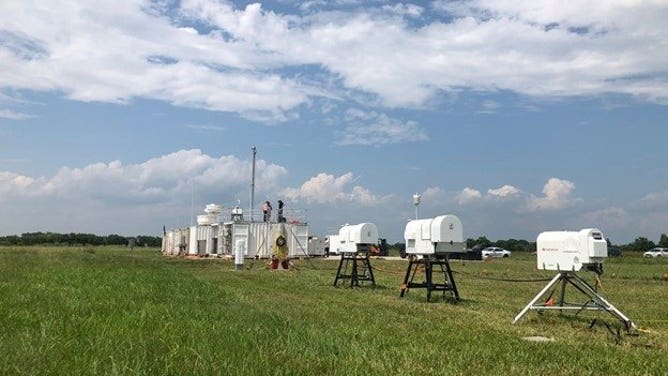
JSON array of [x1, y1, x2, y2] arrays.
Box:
[[333, 223, 378, 287], [513, 228, 636, 332], [400, 215, 465, 302]]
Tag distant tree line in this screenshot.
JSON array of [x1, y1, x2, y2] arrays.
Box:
[[388, 233, 668, 254], [0, 232, 162, 247]]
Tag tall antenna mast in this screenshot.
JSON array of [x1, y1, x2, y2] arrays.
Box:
[[190, 181, 195, 226], [250, 146, 257, 222]]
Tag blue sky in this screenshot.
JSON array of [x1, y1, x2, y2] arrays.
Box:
[[1, 0, 667, 243]]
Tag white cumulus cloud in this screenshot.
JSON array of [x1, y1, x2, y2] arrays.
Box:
[[488, 184, 521, 198], [456, 187, 483, 204], [1, 0, 666, 125], [0, 149, 286, 204], [527, 177, 577, 211], [282, 172, 391, 206]]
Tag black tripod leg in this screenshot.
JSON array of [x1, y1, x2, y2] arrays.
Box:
[[400, 259, 414, 297], [425, 259, 433, 302], [444, 258, 459, 302], [334, 256, 345, 286]]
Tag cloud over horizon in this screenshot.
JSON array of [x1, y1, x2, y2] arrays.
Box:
[[1, 0, 666, 127], [0, 150, 666, 242]]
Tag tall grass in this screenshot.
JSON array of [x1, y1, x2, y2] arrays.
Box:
[[0, 246, 666, 375]]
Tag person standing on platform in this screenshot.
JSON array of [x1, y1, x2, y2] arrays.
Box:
[[262, 201, 272, 222], [277, 200, 285, 223]]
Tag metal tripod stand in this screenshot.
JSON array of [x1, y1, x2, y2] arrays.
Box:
[[400, 255, 459, 302], [513, 271, 636, 331], [333, 252, 375, 287]]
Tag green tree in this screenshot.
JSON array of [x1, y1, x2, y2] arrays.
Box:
[[105, 234, 127, 245], [622, 237, 655, 253], [467, 236, 491, 249], [658, 233, 668, 247]]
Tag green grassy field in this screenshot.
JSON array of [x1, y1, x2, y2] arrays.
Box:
[[1, 246, 666, 375]]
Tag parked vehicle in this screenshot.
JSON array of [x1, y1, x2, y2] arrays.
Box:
[[482, 247, 512, 258], [450, 244, 485, 260], [643, 247, 668, 258], [608, 246, 622, 257]]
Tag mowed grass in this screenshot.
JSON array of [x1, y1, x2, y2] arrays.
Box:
[[0, 247, 667, 375]]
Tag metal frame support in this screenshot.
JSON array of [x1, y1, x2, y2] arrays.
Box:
[[333, 252, 376, 287], [513, 271, 637, 331], [399, 255, 459, 303]]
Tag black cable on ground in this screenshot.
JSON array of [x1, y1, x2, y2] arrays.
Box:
[[452, 269, 554, 283]]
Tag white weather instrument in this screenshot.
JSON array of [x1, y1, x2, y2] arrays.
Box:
[[333, 223, 379, 287], [513, 228, 636, 332], [404, 215, 464, 255], [400, 214, 465, 302]]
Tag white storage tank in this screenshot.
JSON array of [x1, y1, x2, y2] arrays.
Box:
[[536, 228, 607, 271], [404, 215, 464, 255], [337, 223, 379, 254]]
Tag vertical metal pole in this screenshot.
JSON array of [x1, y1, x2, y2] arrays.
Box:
[[250, 146, 256, 222], [190, 181, 194, 226]]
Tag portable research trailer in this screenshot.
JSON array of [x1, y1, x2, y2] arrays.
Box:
[[219, 221, 310, 258], [162, 227, 190, 256], [163, 221, 310, 258], [400, 214, 465, 302], [333, 223, 378, 287], [513, 228, 636, 331]]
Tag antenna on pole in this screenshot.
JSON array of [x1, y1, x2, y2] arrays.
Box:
[[250, 146, 257, 222]]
